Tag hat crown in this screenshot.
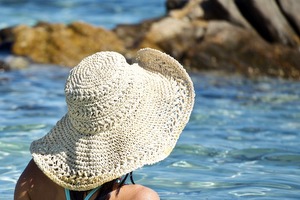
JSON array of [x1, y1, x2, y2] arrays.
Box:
[[64, 52, 129, 134]]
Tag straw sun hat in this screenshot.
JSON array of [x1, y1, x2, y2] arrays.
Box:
[[30, 48, 195, 191]]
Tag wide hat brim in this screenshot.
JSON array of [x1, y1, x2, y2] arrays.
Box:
[[30, 48, 195, 191]]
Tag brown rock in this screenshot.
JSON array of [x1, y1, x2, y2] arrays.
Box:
[[11, 21, 124, 66], [184, 21, 300, 79], [114, 9, 300, 79], [166, 0, 189, 11], [113, 18, 159, 62], [0, 60, 10, 71], [235, 0, 300, 46], [2, 0, 300, 79], [146, 17, 190, 42], [0, 26, 15, 50], [6, 56, 30, 70], [210, 0, 253, 30], [113, 19, 157, 49], [169, 0, 203, 20], [141, 17, 205, 59], [168, 0, 253, 30], [12, 24, 49, 63], [277, 0, 300, 36]]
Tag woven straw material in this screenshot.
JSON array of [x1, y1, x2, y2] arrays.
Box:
[[30, 48, 195, 191]]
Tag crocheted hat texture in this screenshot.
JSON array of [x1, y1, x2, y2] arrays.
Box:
[[30, 48, 195, 191]]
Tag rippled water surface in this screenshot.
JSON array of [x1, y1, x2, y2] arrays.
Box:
[[0, 65, 300, 199], [0, 0, 166, 29]]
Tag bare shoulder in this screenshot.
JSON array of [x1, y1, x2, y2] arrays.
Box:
[[14, 159, 64, 200], [130, 184, 160, 200], [14, 159, 36, 200], [111, 184, 160, 200]]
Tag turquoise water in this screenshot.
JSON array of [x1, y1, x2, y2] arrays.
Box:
[[1, 0, 300, 199], [1, 65, 300, 199], [0, 0, 166, 29]]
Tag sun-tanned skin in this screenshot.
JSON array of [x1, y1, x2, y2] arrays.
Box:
[[14, 159, 160, 200]]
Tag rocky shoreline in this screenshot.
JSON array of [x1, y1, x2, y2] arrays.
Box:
[[1, 0, 300, 80]]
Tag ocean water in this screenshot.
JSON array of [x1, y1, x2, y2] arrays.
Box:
[[1, 65, 300, 199], [0, 0, 166, 29], [1, 1, 300, 200]]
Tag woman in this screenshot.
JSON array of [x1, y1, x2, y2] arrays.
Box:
[[14, 48, 195, 200]]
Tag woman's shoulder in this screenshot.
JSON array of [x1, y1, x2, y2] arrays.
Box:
[[110, 184, 160, 200], [15, 159, 51, 189], [15, 159, 40, 199], [14, 159, 65, 200]]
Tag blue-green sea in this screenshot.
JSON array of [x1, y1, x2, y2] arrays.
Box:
[[1, 0, 300, 199], [1, 65, 300, 199]]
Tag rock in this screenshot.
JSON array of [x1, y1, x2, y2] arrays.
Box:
[[0, 60, 10, 71], [6, 56, 30, 70], [12, 24, 49, 63], [166, 0, 189, 11], [168, 0, 254, 30], [0, 26, 14, 51], [184, 21, 300, 79], [11, 21, 124, 66], [141, 17, 206, 59], [0, 56, 29, 71], [114, 0, 300, 79], [206, 0, 253, 30], [113, 18, 159, 61], [1, 0, 300, 79], [113, 19, 158, 48], [145, 17, 190, 43], [169, 0, 203, 20], [235, 0, 300, 46], [277, 0, 300, 36]]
